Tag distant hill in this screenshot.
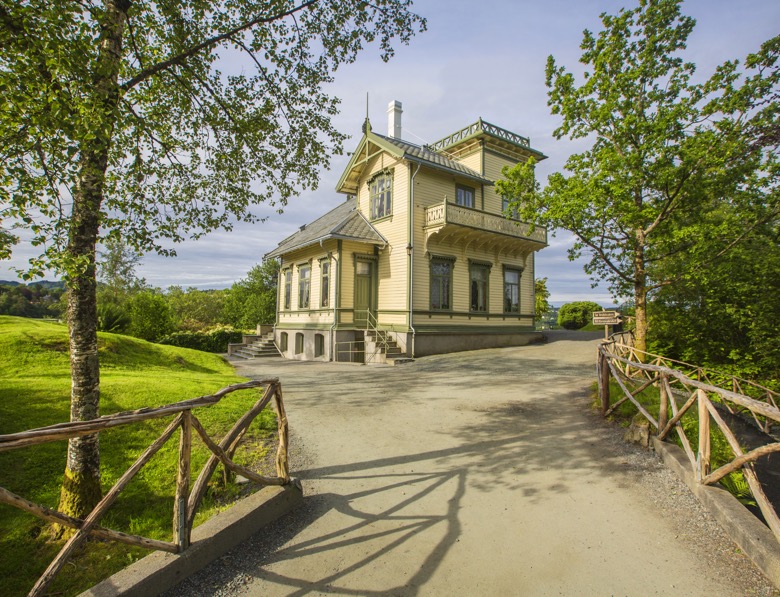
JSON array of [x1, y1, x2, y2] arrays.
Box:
[[0, 280, 65, 289]]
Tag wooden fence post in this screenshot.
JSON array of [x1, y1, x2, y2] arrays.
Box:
[[599, 346, 610, 416], [697, 389, 711, 482], [658, 374, 669, 435], [274, 382, 290, 483]]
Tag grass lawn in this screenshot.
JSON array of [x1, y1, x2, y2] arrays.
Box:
[[0, 316, 276, 596]]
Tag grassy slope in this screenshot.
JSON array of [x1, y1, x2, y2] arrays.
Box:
[[0, 316, 275, 596]]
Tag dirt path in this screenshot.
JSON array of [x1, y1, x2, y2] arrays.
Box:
[[169, 332, 777, 596]]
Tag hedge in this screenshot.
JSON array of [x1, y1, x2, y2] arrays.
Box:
[[158, 327, 244, 353]]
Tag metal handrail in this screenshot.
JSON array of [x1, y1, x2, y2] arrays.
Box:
[[355, 310, 393, 364]]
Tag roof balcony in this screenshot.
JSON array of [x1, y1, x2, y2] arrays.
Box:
[[423, 201, 547, 258]]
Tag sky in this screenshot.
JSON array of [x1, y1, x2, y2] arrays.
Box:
[[3, 0, 779, 305]]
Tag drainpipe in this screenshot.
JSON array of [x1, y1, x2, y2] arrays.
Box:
[[273, 257, 281, 348], [408, 162, 421, 357], [330, 242, 342, 361], [320, 240, 337, 362]]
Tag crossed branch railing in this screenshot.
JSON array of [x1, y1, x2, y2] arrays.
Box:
[[0, 378, 289, 597], [597, 337, 780, 543]]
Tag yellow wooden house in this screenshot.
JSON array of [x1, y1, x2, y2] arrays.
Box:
[[265, 101, 547, 362]]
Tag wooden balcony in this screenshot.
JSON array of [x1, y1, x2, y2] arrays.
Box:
[[423, 201, 547, 257]]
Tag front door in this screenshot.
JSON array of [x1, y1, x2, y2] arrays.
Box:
[[354, 260, 374, 327]]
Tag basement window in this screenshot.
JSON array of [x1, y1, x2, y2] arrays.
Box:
[[295, 332, 304, 355]]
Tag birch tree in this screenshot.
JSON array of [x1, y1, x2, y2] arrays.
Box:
[[0, 0, 426, 521]]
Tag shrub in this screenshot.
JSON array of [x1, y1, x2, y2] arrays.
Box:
[[558, 301, 603, 330], [127, 291, 176, 342], [159, 326, 244, 353], [97, 302, 131, 333]]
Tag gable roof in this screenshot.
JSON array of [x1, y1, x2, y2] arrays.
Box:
[[337, 123, 492, 195], [264, 197, 386, 260]]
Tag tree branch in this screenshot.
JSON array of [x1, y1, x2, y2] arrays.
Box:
[[125, 13, 145, 70], [568, 223, 634, 285], [177, 64, 239, 128], [121, 0, 319, 91], [231, 36, 293, 130]]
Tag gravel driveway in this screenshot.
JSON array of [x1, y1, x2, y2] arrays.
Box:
[[168, 331, 777, 596]]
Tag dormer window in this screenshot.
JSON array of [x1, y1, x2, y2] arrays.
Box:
[[369, 172, 392, 220]]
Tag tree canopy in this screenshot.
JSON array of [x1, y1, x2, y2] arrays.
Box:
[[222, 260, 279, 329], [1, 0, 427, 271], [558, 301, 602, 330], [497, 0, 779, 352], [534, 277, 551, 321]]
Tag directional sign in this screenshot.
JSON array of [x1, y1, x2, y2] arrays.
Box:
[[592, 310, 623, 326]]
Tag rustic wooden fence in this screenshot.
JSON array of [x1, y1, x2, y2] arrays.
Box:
[[598, 334, 780, 543], [0, 378, 289, 597]]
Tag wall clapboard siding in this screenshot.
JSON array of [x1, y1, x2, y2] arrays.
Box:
[[352, 157, 410, 314], [277, 240, 338, 326], [456, 150, 482, 174], [483, 152, 520, 215]]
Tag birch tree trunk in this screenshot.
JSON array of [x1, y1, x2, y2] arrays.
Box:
[[56, 0, 130, 526]]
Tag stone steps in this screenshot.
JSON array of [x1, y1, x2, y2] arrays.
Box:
[[230, 333, 280, 360], [364, 329, 405, 365]]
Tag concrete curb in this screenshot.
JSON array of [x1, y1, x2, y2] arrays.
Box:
[[652, 438, 780, 587], [81, 481, 304, 597]]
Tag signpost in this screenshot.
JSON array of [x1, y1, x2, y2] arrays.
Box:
[[593, 310, 622, 339]]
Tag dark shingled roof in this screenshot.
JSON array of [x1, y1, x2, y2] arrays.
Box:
[[371, 132, 492, 184], [264, 198, 386, 259]]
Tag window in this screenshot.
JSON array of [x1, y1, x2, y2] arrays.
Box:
[[280, 332, 288, 352], [504, 268, 521, 313], [503, 196, 519, 219], [295, 332, 304, 355], [298, 265, 310, 309], [470, 262, 491, 312], [283, 270, 292, 310], [315, 333, 324, 357], [370, 172, 392, 219], [456, 184, 475, 208], [321, 261, 330, 307], [430, 257, 453, 311]]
